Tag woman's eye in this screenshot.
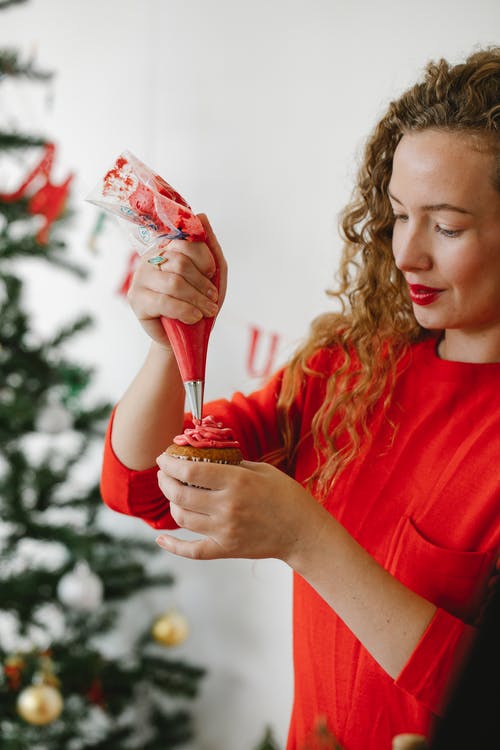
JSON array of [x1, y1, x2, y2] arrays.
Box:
[[436, 225, 462, 238], [393, 213, 408, 223]]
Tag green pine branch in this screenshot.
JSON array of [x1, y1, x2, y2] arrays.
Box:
[[0, 197, 30, 222], [48, 315, 93, 348], [0, 233, 87, 275], [142, 707, 195, 748], [0, 130, 47, 150], [0, 447, 93, 524], [72, 401, 115, 435], [0, 48, 52, 81], [0, 568, 71, 621], [140, 655, 206, 698], [0, 0, 29, 10]]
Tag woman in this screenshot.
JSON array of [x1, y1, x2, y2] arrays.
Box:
[[101, 48, 500, 749]]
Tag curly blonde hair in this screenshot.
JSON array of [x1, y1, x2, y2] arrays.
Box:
[[274, 47, 500, 494]]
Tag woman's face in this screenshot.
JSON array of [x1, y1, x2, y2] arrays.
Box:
[[388, 129, 500, 362]]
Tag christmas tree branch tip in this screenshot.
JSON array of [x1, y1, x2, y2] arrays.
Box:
[[0, 131, 48, 150], [0, 48, 51, 81]]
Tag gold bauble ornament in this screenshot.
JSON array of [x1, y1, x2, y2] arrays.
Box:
[[151, 610, 189, 647], [17, 683, 63, 725], [392, 735, 428, 750]]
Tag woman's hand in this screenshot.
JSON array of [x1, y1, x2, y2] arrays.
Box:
[[154, 454, 328, 563], [127, 213, 228, 348]]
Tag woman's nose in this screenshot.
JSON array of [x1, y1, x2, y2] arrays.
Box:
[[392, 223, 432, 272]]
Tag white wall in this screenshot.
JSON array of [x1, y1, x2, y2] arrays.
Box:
[[1, 1, 499, 747]]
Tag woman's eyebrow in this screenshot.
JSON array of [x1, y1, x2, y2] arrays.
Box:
[[387, 189, 472, 215]]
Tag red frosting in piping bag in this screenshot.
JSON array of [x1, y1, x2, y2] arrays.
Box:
[[160, 267, 219, 382], [173, 416, 241, 449]]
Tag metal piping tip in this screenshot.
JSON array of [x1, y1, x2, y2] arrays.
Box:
[[184, 380, 204, 421]]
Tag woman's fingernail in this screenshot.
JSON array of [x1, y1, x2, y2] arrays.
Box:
[[207, 287, 218, 301], [204, 301, 218, 315], [156, 536, 168, 548]]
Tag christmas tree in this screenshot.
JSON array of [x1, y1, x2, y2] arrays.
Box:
[[0, 35, 205, 750]]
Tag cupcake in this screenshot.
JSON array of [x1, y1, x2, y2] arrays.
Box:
[[165, 415, 243, 464]]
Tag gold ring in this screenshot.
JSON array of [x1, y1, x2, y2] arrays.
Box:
[[147, 255, 169, 267]]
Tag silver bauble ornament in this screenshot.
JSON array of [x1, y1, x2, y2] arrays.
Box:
[[57, 561, 103, 612], [36, 400, 73, 433]]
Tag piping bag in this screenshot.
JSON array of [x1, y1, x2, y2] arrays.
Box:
[[86, 151, 219, 420]]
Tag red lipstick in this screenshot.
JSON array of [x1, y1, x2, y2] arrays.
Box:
[[408, 284, 444, 306]]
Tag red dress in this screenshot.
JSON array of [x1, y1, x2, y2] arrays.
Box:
[[101, 337, 500, 750]]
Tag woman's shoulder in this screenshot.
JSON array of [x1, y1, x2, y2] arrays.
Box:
[[302, 341, 353, 377]]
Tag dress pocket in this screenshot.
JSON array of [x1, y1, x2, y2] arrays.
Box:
[[388, 515, 495, 623]]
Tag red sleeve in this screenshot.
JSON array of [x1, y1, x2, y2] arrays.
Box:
[[100, 407, 177, 529], [100, 370, 286, 530], [395, 607, 477, 715]]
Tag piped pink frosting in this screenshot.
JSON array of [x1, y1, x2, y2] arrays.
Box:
[[173, 416, 240, 449]]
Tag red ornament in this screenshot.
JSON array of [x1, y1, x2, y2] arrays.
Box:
[[0, 142, 73, 244], [3, 656, 25, 691], [85, 678, 105, 707], [28, 174, 73, 244], [0, 142, 55, 202]]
